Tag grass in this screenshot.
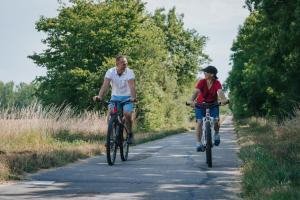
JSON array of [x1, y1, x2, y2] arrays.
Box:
[[220, 104, 231, 115], [0, 103, 192, 182], [0, 103, 107, 181], [235, 112, 300, 200]]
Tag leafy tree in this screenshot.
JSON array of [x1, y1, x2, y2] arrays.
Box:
[[0, 81, 15, 107], [0, 81, 37, 108], [227, 0, 300, 120], [14, 82, 38, 107], [29, 0, 208, 130], [152, 8, 208, 86]]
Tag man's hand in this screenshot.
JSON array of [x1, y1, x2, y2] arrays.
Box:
[[93, 96, 102, 102], [130, 97, 137, 103]]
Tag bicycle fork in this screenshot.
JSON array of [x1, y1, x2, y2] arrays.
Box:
[[201, 114, 215, 148]]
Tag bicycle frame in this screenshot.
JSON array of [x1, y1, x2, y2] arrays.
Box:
[[110, 102, 125, 126], [106, 99, 132, 165], [201, 107, 216, 148], [107, 100, 131, 143]]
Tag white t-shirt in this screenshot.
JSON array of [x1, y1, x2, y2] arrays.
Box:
[[105, 67, 135, 96]]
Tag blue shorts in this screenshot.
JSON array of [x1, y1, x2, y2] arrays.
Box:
[[195, 106, 219, 121], [109, 95, 134, 113]]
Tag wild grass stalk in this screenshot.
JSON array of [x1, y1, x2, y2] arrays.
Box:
[[0, 102, 107, 181]]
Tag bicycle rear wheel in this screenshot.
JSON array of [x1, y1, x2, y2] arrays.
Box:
[[205, 121, 212, 168], [120, 126, 129, 161], [106, 117, 118, 165]]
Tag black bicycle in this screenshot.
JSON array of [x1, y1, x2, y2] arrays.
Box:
[[102, 99, 132, 165], [187, 101, 228, 167]]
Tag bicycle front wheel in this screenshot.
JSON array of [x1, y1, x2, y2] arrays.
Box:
[[205, 121, 212, 168], [120, 126, 129, 161], [106, 118, 118, 166]]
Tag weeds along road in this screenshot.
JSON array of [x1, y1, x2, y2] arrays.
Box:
[[0, 116, 241, 200]]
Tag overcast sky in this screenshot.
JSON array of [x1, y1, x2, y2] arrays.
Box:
[[0, 0, 249, 84]]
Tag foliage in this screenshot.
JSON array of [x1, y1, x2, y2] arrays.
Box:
[[0, 81, 37, 108], [227, 0, 300, 120], [29, 0, 207, 131]]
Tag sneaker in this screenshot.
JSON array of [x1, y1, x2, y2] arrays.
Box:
[[196, 144, 205, 152], [127, 133, 134, 144], [214, 133, 220, 146]]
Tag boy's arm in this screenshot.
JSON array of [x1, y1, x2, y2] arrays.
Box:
[[217, 89, 228, 105]]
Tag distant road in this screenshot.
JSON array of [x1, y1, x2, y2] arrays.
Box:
[[0, 116, 241, 200]]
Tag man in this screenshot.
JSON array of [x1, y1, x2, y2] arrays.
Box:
[[93, 55, 137, 144], [188, 66, 228, 152]]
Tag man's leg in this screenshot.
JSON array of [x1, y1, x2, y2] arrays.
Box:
[[123, 102, 134, 144], [124, 112, 133, 134]]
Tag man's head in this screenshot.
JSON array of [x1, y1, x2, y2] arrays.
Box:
[[116, 55, 128, 75], [202, 65, 218, 80]]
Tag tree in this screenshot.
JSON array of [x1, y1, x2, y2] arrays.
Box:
[[0, 81, 37, 108], [152, 8, 208, 86], [227, 0, 300, 120], [29, 0, 208, 130]]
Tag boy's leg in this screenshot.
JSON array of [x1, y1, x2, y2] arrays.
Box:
[[195, 108, 205, 152], [211, 106, 221, 146]]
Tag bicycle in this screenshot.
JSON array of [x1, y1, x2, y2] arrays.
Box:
[[99, 99, 132, 165], [186, 101, 228, 168]]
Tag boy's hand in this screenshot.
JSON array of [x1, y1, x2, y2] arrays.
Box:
[[220, 99, 229, 106], [186, 101, 195, 108]]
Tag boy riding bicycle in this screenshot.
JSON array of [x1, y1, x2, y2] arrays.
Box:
[[187, 66, 228, 152]]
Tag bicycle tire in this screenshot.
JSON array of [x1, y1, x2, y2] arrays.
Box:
[[106, 117, 118, 166], [205, 121, 212, 168], [120, 126, 129, 161]]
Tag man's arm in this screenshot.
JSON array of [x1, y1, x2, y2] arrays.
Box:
[[98, 78, 111, 99], [128, 79, 136, 101]]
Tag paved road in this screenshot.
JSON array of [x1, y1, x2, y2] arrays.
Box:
[[0, 116, 241, 200]]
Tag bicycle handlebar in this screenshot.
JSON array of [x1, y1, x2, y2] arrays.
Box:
[[96, 99, 132, 106], [186, 100, 229, 109]]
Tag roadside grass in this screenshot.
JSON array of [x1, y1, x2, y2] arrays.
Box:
[[0, 103, 192, 182], [235, 112, 300, 199], [0, 103, 107, 181], [220, 104, 230, 115]]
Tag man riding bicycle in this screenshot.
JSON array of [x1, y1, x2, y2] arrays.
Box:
[[93, 55, 137, 144], [187, 66, 228, 152]]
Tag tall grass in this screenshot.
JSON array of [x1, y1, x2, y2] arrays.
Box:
[[0, 102, 107, 137], [236, 110, 300, 199], [0, 102, 107, 181]]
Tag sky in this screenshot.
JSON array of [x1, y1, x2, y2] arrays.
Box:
[[0, 0, 249, 84]]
